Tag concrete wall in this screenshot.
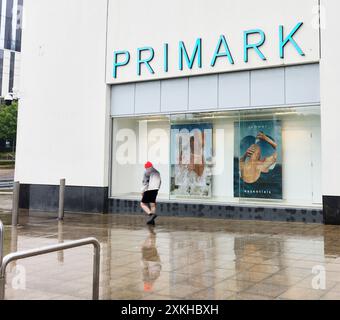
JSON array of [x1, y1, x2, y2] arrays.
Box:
[[15, 0, 110, 187]]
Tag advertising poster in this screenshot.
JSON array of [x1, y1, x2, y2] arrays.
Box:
[[234, 120, 282, 199], [170, 123, 213, 197]]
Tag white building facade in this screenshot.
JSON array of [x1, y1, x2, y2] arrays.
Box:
[[14, 0, 340, 224]]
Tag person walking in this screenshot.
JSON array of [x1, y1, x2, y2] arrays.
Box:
[[141, 162, 161, 225]]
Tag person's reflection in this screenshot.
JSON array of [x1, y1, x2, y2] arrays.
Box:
[[141, 225, 161, 293]]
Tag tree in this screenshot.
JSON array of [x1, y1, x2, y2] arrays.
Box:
[[0, 101, 18, 142]]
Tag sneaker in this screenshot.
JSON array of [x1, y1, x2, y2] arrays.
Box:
[[147, 214, 158, 225]]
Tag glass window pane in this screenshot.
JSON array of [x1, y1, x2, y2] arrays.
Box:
[[237, 106, 321, 206], [111, 115, 170, 200]]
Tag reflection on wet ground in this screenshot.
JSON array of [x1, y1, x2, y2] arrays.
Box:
[[1, 212, 340, 300], [0, 194, 12, 211]]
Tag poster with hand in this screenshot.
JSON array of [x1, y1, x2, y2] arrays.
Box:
[[234, 120, 282, 199]]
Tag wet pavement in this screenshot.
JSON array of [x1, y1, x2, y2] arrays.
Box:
[[0, 194, 12, 212], [0, 212, 340, 300]]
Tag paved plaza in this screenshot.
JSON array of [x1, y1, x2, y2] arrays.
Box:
[[1, 210, 340, 300], [0, 194, 12, 212]]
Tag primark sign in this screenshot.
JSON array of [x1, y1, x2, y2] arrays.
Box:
[[111, 22, 306, 80]]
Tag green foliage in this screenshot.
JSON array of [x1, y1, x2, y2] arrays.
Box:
[[0, 101, 18, 141]]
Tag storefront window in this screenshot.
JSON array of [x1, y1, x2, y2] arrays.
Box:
[[110, 115, 171, 200], [110, 106, 321, 207], [237, 106, 321, 206]]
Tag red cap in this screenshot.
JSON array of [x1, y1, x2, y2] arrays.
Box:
[[145, 161, 153, 169]]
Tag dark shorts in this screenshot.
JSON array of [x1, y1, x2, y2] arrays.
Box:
[[142, 190, 159, 204]]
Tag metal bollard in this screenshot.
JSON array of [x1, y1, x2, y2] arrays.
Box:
[[12, 182, 20, 226], [58, 179, 66, 220]]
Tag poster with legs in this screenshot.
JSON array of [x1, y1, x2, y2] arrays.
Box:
[[170, 123, 213, 198]]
